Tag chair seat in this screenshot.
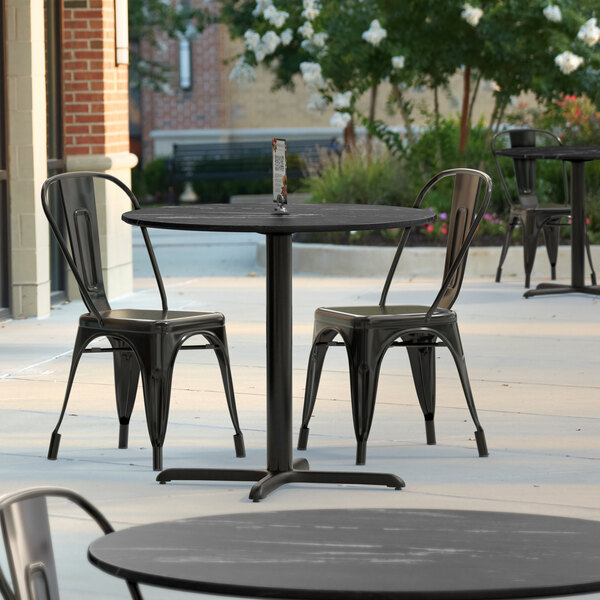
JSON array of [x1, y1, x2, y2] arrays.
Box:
[[512, 204, 570, 215], [316, 305, 456, 325], [80, 308, 225, 332]]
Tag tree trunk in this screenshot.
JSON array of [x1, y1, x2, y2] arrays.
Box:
[[366, 83, 378, 159], [343, 118, 356, 153], [458, 66, 471, 155], [391, 83, 416, 147], [467, 72, 482, 125]]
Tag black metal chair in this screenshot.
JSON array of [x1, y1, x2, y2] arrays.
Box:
[[491, 128, 596, 287], [42, 172, 245, 471], [297, 168, 491, 465], [0, 487, 142, 600]]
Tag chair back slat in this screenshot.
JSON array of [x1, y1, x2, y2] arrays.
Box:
[[491, 128, 567, 212], [0, 497, 60, 600], [379, 168, 491, 314], [438, 173, 482, 310], [509, 129, 538, 208], [41, 172, 169, 323]]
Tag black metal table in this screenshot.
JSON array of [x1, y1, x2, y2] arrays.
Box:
[[122, 203, 434, 501], [89, 508, 600, 598], [495, 145, 600, 297]]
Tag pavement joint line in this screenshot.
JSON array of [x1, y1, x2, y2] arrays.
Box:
[[0, 349, 73, 379]]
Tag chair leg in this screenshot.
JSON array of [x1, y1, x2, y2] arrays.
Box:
[[495, 218, 517, 283], [210, 329, 246, 458], [441, 323, 488, 457], [137, 341, 175, 471], [542, 223, 560, 281], [297, 329, 338, 451], [48, 329, 89, 460], [109, 338, 140, 450], [585, 230, 597, 285], [347, 336, 385, 465], [522, 216, 540, 289], [404, 334, 437, 445]]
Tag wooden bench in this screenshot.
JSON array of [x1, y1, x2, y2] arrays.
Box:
[[169, 138, 338, 184]]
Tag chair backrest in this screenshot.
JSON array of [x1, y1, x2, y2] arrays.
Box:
[[0, 487, 142, 600], [491, 128, 567, 210], [41, 172, 167, 324], [379, 168, 492, 318]]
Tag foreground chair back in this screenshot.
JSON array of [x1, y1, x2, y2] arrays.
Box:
[[491, 128, 596, 287], [297, 168, 491, 464], [0, 487, 142, 599], [42, 172, 245, 470]]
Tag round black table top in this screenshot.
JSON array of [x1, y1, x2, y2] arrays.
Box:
[[495, 145, 600, 162], [89, 508, 600, 599], [122, 203, 434, 234]]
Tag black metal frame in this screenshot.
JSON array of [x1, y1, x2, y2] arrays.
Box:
[[0, 0, 10, 318], [42, 172, 245, 471], [297, 169, 492, 465], [491, 128, 596, 288], [0, 486, 142, 600], [157, 233, 405, 500]]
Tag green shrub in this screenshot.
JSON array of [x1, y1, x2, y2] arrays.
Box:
[[306, 146, 412, 207]]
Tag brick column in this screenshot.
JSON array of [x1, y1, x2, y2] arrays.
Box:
[[6, 0, 50, 318], [63, 0, 137, 300]]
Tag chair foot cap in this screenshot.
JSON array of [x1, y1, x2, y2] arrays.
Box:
[[233, 433, 246, 458], [48, 432, 61, 460], [297, 426, 310, 451], [152, 447, 163, 471], [356, 441, 367, 465], [425, 419, 436, 445], [118, 423, 129, 449], [495, 268, 502, 283], [475, 430, 488, 457]]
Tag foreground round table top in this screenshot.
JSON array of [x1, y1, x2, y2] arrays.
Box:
[[122, 203, 434, 234], [89, 509, 600, 599]]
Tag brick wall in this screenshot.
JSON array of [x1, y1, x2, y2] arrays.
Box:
[[63, 0, 129, 157], [140, 21, 227, 162]]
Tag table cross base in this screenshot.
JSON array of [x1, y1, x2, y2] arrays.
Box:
[[157, 460, 405, 502], [524, 282, 600, 298]]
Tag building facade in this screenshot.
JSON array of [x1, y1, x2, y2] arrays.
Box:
[[0, 0, 136, 319]]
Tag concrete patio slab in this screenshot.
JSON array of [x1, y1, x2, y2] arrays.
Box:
[[0, 230, 599, 598]]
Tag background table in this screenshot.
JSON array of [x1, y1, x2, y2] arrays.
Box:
[[123, 203, 434, 500], [89, 508, 600, 599], [495, 145, 600, 297]]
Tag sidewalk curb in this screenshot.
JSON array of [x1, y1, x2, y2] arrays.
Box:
[[256, 241, 600, 278]]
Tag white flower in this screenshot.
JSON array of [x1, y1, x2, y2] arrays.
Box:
[[280, 28, 293, 45], [298, 21, 314, 39], [555, 50, 584, 74], [362, 19, 387, 46], [264, 5, 289, 28], [333, 91, 352, 109], [244, 30, 261, 52], [543, 5, 562, 23], [300, 61, 325, 90], [312, 32, 328, 48], [307, 93, 327, 112], [252, 0, 272, 17], [330, 111, 352, 129], [391, 55, 405, 70], [577, 18, 600, 47], [461, 3, 483, 27], [262, 30, 281, 52], [229, 57, 256, 86], [302, 0, 320, 20]]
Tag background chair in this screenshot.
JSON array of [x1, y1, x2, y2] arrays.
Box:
[[0, 486, 142, 599], [491, 128, 596, 287], [297, 168, 491, 465], [42, 172, 245, 471]]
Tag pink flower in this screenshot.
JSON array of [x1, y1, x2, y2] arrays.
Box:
[[425, 224, 434, 233]]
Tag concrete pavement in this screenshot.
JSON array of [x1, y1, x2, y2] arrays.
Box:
[[1, 230, 599, 598]]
